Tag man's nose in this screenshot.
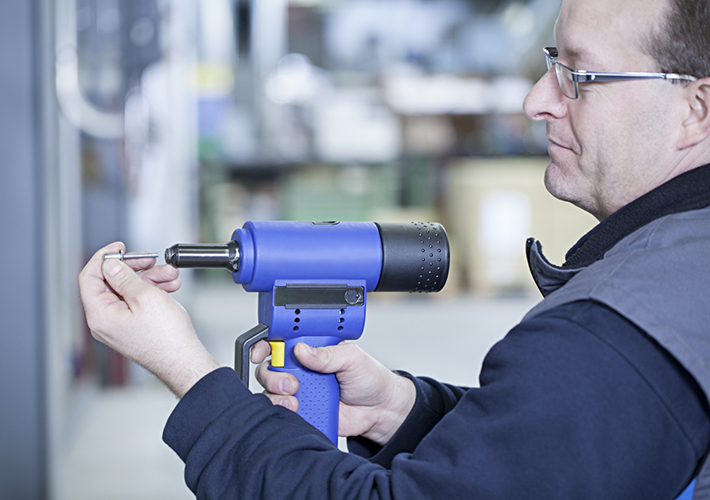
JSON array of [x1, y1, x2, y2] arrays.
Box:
[[523, 69, 567, 121]]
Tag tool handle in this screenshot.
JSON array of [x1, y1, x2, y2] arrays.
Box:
[[270, 336, 341, 443], [270, 366, 339, 443]]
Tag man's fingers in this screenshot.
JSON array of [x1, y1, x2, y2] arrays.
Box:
[[255, 361, 299, 395], [138, 264, 181, 292], [250, 340, 271, 364], [125, 256, 157, 273], [79, 242, 125, 289], [154, 278, 181, 293], [101, 258, 153, 307], [252, 341, 299, 409], [79, 243, 135, 336], [79, 242, 125, 311], [294, 342, 357, 374], [264, 394, 299, 412]]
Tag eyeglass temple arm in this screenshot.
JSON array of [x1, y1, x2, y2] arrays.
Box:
[[574, 71, 697, 83]]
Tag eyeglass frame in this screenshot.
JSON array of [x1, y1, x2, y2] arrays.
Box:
[[543, 46, 698, 99]]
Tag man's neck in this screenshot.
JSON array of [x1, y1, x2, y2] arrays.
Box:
[[562, 164, 710, 269]]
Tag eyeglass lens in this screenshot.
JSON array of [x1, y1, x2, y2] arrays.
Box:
[[545, 51, 577, 99]]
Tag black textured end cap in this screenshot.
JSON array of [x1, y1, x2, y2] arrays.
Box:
[[374, 222, 450, 293]]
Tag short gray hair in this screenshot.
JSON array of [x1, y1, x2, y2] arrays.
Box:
[[643, 0, 710, 78]]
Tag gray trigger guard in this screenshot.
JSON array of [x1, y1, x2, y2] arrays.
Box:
[[234, 324, 269, 388]]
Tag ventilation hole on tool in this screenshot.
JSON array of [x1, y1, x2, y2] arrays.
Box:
[[340, 309, 345, 315], [339, 317, 345, 323], [294, 317, 300, 323], [293, 326, 299, 332], [338, 326, 344, 331], [295, 309, 301, 315]]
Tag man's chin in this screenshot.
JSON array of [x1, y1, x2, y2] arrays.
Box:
[[543, 165, 602, 218], [544, 162, 578, 203], [543, 161, 565, 196]]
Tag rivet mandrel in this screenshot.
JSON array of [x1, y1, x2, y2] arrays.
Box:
[[103, 249, 160, 261]]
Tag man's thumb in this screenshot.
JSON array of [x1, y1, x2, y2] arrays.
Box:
[[294, 343, 343, 374], [102, 259, 147, 301]]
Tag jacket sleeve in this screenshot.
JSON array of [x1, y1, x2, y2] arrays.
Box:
[[163, 301, 708, 500], [346, 374, 468, 467]]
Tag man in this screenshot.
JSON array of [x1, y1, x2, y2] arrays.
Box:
[[79, 0, 710, 498]]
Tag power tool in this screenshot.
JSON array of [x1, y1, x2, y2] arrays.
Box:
[[165, 220, 450, 443]]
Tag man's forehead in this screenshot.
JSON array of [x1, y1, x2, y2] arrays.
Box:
[[555, 43, 603, 67], [556, 0, 666, 66], [553, 14, 604, 67], [559, 0, 666, 22]]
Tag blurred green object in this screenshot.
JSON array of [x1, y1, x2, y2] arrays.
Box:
[[280, 164, 400, 222]]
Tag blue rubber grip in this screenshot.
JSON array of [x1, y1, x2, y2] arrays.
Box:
[[269, 365, 339, 443], [269, 336, 340, 444]]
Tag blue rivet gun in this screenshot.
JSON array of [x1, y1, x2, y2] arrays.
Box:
[[165, 221, 450, 443]]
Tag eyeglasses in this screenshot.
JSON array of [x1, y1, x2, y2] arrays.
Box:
[[543, 47, 697, 99]]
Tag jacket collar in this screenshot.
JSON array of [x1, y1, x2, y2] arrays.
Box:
[[527, 164, 710, 297]]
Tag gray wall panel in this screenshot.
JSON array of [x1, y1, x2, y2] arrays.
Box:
[[0, 1, 48, 498]]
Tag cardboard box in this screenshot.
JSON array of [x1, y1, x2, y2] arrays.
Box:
[[446, 157, 596, 293]]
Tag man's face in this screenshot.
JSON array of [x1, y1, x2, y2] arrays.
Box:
[[523, 0, 688, 220]]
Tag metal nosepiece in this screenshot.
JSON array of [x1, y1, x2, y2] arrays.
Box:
[[164, 241, 240, 273]]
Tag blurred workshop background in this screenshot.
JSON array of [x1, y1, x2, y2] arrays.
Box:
[[0, 0, 596, 498]]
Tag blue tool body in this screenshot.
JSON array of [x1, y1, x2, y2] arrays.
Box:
[[166, 220, 449, 444], [232, 221, 382, 442], [232, 221, 382, 291]]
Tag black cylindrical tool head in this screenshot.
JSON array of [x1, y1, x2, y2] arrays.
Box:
[[164, 241, 240, 272], [374, 222, 450, 292]]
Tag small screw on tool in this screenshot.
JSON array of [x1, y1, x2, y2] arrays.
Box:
[[103, 250, 160, 261]]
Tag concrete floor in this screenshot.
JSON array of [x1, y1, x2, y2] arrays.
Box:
[[56, 282, 540, 499]]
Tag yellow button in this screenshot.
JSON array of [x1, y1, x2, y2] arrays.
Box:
[[269, 341, 285, 368]]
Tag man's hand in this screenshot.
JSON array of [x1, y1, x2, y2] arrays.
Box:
[[252, 341, 416, 446], [78, 242, 221, 398]]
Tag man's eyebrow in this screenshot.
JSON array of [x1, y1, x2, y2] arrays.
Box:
[[558, 46, 599, 68]]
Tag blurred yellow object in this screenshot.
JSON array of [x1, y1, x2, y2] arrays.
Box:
[[446, 157, 596, 294], [193, 63, 234, 95]]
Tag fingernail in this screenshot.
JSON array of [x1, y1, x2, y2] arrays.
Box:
[[310, 345, 317, 356], [104, 260, 123, 277], [278, 398, 292, 410], [280, 378, 292, 394]]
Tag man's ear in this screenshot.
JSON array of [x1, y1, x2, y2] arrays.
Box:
[[678, 78, 710, 150]]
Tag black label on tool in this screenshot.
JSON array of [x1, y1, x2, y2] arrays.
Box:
[[274, 284, 364, 308]]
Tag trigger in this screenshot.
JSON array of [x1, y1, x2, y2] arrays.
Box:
[[269, 341, 285, 367]]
